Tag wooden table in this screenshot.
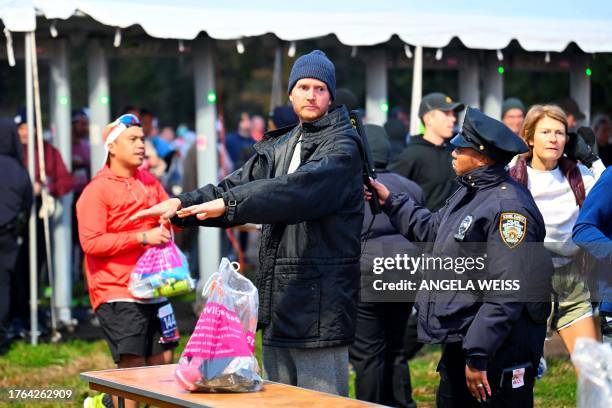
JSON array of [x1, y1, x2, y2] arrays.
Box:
[[81, 364, 382, 407]]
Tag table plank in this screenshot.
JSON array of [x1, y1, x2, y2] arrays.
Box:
[[81, 364, 381, 408]]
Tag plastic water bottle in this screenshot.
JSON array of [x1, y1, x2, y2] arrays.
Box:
[[130, 274, 164, 298]]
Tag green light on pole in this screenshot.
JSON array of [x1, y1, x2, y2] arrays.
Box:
[[498, 66, 505, 75], [207, 91, 217, 104], [100, 96, 109, 105], [380, 102, 389, 113], [585, 68, 592, 77], [59, 96, 69, 105]]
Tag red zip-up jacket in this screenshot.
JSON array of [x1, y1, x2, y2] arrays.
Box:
[[76, 166, 169, 310], [22, 140, 73, 197]]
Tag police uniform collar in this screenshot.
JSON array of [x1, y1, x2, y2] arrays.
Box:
[[457, 165, 508, 189]]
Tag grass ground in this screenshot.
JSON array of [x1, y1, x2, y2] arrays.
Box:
[[0, 331, 577, 408]]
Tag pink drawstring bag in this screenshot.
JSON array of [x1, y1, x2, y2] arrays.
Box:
[[129, 233, 194, 299], [175, 258, 262, 392]]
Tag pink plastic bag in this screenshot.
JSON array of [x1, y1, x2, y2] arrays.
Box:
[[175, 258, 262, 392], [129, 240, 194, 299]]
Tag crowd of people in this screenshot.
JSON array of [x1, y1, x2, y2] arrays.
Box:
[[0, 48, 611, 408]]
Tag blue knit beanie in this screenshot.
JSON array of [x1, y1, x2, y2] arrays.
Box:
[[287, 50, 336, 100]]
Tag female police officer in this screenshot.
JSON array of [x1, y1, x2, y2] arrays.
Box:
[[369, 107, 553, 407]]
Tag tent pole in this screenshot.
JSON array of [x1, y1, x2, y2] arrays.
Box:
[[31, 32, 61, 342], [49, 38, 74, 330], [193, 37, 220, 298], [365, 49, 388, 126], [483, 52, 504, 120], [459, 50, 480, 110], [270, 45, 283, 113], [570, 55, 591, 127], [409, 45, 423, 136], [87, 39, 110, 175], [25, 31, 39, 346]]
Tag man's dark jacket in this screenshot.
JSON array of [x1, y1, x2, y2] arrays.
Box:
[[360, 170, 425, 303], [174, 106, 364, 348], [389, 135, 457, 211]]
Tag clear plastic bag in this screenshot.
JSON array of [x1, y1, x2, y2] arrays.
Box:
[[129, 238, 194, 299], [571, 338, 612, 408], [175, 258, 262, 392]]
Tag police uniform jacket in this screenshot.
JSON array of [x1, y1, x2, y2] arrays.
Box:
[[382, 164, 552, 370]]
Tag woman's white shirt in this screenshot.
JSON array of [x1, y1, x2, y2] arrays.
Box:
[[526, 163, 597, 267]]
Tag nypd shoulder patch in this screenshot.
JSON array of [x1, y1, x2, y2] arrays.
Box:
[[499, 212, 527, 248]]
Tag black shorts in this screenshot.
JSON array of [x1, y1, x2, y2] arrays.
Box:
[[96, 301, 178, 363]]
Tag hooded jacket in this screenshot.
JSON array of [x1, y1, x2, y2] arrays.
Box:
[[174, 106, 364, 348], [389, 135, 458, 211], [76, 166, 169, 310], [0, 118, 32, 228]]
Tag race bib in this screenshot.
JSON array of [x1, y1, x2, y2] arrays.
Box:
[[158, 303, 180, 343], [512, 367, 525, 388]]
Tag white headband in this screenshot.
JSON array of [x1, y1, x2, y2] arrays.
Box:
[[102, 121, 128, 168]]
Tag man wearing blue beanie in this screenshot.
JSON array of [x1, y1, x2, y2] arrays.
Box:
[[287, 50, 336, 101], [133, 50, 363, 396]]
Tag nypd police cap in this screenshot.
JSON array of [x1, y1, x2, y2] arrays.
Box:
[[451, 107, 528, 164]]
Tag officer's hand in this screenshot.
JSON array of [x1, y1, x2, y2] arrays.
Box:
[[176, 198, 226, 220], [465, 365, 491, 402], [367, 178, 390, 205], [140, 225, 171, 246], [130, 198, 182, 223], [565, 127, 599, 167]]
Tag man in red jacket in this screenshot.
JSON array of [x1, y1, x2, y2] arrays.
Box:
[[77, 114, 175, 408]]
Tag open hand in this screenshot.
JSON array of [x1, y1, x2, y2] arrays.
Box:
[[176, 198, 226, 221], [130, 198, 182, 223]]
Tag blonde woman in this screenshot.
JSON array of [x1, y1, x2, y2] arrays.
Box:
[[509, 104, 606, 358]]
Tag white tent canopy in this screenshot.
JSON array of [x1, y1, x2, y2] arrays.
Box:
[[2, 0, 612, 52]]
